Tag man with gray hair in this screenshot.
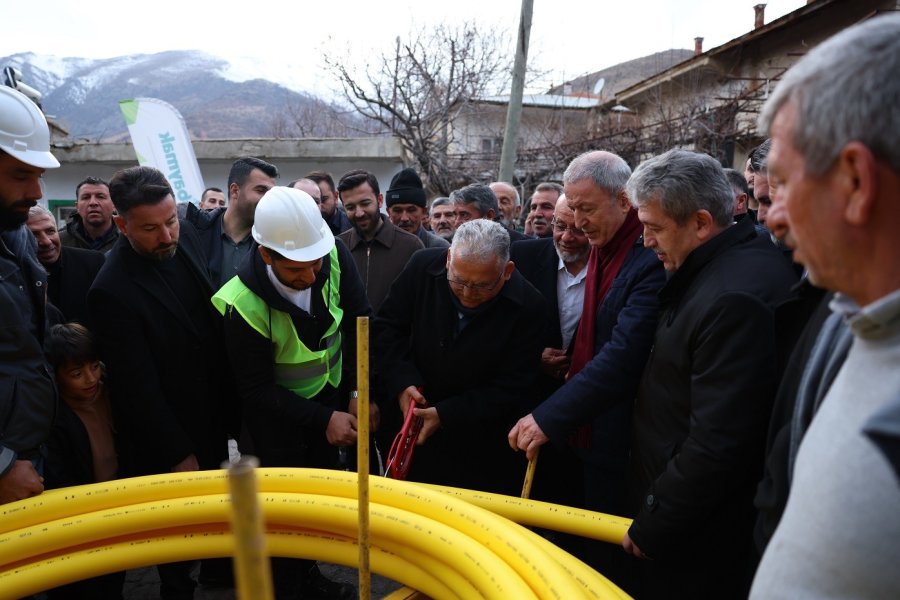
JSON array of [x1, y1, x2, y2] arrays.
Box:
[[489, 181, 522, 232], [450, 183, 528, 241], [26, 205, 104, 325], [748, 139, 773, 226], [373, 219, 547, 495], [621, 149, 796, 598], [751, 14, 900, 599], [509, 150, 665, 571], [429, 197, 456, 241]]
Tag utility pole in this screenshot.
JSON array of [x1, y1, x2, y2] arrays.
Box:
[[498, 0, 533, 183]]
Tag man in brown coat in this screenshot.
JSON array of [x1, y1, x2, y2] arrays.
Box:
[[337, 169, 423, 313]]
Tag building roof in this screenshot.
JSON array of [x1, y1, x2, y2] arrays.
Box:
[[613, 0, 861, 103], [547, 49, 694, 102], [477, 94, 600, 109]]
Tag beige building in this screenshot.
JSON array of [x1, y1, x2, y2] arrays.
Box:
[[596, 0, 900, 167], [43, 137, 406, 223]]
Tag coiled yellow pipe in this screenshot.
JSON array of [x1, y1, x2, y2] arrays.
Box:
[[0, 469, 630, 599]]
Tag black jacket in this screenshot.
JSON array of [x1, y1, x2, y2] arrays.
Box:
[[219, 239, 371, 467], [625, 218, 797, 597], [372, 248, 549, 495], [58, 213, 119, 253], [184, 203, 236, 288], [510, 237, 563, 348], [87, 221, 236, 475], [0, 227, 56, 473], [752, 283, 834, 553], [46, 246, 105, 325]]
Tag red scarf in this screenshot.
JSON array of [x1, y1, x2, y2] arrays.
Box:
[[567, 207, 643, 447]]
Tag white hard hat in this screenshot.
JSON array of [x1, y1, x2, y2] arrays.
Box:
[[252, 186, 335, 262], [0, 86, 60, 169]]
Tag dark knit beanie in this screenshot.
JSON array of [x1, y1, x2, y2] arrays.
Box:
[[385, 168, 427, 208]]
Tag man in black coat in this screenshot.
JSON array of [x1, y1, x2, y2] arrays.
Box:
[[0, 85, 60, 505], [620, 150, 797, 599], [373, 219, 548, 496], [87, 166, 237, 599], [27, 205, 104, 325]]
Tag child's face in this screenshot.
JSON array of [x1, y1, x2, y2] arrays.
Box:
[[56, 360, 102, 404]]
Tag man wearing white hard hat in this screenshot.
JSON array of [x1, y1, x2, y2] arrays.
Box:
[[0, 85, 60, 504], [213, 186, 370, 599]]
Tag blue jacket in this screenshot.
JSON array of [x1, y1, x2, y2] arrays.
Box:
[[531, 238, 665, 472]]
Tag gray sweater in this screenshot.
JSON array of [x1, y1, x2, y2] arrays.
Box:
[[751, 290, 900, 599]]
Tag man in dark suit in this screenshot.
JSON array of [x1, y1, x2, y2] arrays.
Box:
[[27, 205, 104, 325], [88, 166, 237, 600], [509, 151, 666, 574], [373, 219, 548, 496]]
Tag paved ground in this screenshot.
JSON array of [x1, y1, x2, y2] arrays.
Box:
[[121, 563, 403, 599]]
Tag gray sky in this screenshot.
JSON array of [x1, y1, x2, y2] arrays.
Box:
[[6, 0, 804, 97]]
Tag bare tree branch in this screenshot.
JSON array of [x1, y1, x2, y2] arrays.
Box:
[[323, 22, 511, 195]]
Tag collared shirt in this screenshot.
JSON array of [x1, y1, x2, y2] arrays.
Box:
[[556, 257, 588, 349], [218, 226, 254, 289]]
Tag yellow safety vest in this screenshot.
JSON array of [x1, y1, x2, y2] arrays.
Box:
[[212, 246, 343, 398]]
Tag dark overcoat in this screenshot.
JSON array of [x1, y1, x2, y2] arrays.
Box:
[[48, 246, 104, 325], [372, 248, 548, 495], [87, 221, 236, 475], [625, 218, 797, 598]]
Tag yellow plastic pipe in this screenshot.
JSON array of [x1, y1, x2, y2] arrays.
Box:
[[356, 316, 371, 600], [0, 469, 633, 599], [417, 481, 632, 545], [226, 456, 273, 600]]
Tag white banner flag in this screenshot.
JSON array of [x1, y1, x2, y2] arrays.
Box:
[[119, 97, 204, 205]]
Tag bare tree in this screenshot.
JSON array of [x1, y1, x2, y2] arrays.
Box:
[[325, 23, 511, 195], [270, 93, 383, 139]]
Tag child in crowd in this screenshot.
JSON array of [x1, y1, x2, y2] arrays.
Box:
[[44, 322, 124, 599]]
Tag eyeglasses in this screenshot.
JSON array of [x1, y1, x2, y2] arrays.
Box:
[[446, 269, 504, 293], [550, 219, 585, 237]]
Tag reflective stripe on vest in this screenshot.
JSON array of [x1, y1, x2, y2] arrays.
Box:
[[212, 246, 343, 398]]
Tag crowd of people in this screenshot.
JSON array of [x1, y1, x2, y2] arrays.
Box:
[[0, 13, 897, 600]]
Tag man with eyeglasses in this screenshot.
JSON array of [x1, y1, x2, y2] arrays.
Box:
[[509, 195, 591, 519], [372, 219, 548, 496], [512, 195, 590, 379], [508, 150, 666, 572]]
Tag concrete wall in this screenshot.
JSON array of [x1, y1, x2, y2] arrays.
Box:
[[42, 137, 408, 221]]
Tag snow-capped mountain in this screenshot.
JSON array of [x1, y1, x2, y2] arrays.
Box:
[[1, 51, 354, 141]]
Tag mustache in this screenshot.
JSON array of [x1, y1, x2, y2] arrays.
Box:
[[11, 199, 37, 210]]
